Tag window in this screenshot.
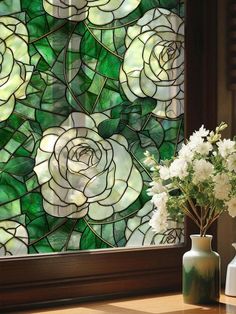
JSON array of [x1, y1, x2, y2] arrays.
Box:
[[0, 1, 184, 256], [0, 1, 217, 311]]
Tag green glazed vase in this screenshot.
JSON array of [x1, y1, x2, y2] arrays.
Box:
[[183, 234, 220, 304]]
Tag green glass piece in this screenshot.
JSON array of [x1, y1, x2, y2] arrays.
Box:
[[27, 216, 49, 242], [160, 142, 175, 160], [97, 48, 121, 79], [22, 193, 44, 220], [98, 118, 120, 138], [22, 0, 44, 18], [15, 103, 36, 120], [0, 129, 11, 147], [34, 38, 57, 67], [27, 15, 49, 41], [95, 87, 123, 112], [0, 157, 34, 176], [25, 175, 40, 192], [36, 110, 68, 130], [77, 92, 97, 113], [80, 225, 111, 250], [32, 238, 55, 253], [0, 199, 21, 220], [13, 214, 26, 225], [0, 0, 21, 16], [47, 219, 77, 251], [7, 114, 26, 129], [81, 30, 122, 80], [0, 173, 26, 205]]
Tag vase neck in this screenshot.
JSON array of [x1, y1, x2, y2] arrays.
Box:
[[190, 235, 212, 252]]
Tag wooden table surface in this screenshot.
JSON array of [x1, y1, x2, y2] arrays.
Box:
[[12, 292, 236, 314]]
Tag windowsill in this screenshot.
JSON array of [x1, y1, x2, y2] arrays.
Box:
[[15, 292, 236, 314]]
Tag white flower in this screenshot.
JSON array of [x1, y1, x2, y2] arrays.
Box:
[[169, 158, 188, 179], [151, 192, 168, 211], [226, 197, 236, 217], [226, 153, 236, 172], [147, 181, 167, 197], [213, 173, 230, 185], [213, 174, 231, 200], [195, 141, 213, 155], [188, 126, 210, 153], [0, 17, 33, 122], [34, 112, 142, 220], [214, 184, 231, 201], [120, 8, 184, 118], [178, 144, 194, 162], [188, 136, 204, 151], [192, 159, 214, 184], [149, 208, 168, 233], [145, 123, 236, 235], [192, 125, 210, 138], [159, 165, 170, 180], [217, 139, 236, 158], [43, 0, 141, 25]]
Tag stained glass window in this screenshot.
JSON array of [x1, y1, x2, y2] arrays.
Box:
[[0, 0, 184, 256]]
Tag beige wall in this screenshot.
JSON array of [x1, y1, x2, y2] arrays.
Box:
[[217, 0, 236, 284]]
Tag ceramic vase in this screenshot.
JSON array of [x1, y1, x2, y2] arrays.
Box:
[[225, 243, 236, 296], [182, 234, 220, 304]]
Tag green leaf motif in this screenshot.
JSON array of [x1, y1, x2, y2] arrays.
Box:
[[0, 157, 34, 176], [80, 225, 111, 250], [98, 118, 120, 138], [0, 173, 26, 205], [22, 193, 44, 221], [88, 220, 126, 248], [80, 27, 123, 80], [0, 200, 21, 220]]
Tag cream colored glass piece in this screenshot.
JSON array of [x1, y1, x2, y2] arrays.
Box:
[[0, 221, 28, 256]]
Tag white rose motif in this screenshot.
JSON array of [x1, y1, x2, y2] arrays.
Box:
[[34, 112, 142, 220], [120, 8, 184, 118], [0, 17, 33, 122], [43, 0, 141, 25], [0, 221, 28, 256]]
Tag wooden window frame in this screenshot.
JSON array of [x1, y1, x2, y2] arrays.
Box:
[[0, 1, 218, 311]]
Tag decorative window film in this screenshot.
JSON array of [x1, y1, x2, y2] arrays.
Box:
[[0, 0, 184, 256]]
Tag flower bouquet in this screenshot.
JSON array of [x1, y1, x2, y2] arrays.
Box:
[[144, 122, 236, 237]]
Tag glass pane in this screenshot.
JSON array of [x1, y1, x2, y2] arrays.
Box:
[[0, 0, 184, 256]]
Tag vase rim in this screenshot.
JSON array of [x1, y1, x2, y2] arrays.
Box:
[[190, 234, 213, 238]]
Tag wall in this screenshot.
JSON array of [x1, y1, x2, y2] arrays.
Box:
[[217, 0, 236, 284]]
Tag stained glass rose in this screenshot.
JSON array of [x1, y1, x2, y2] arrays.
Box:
[[0, 17, 33, 122], [34, 112, 142, 220], [43, 0, 141, 25], [126, 202, 184, 246], [0, 221, 28, 256], [120, 8, 184, 118]]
